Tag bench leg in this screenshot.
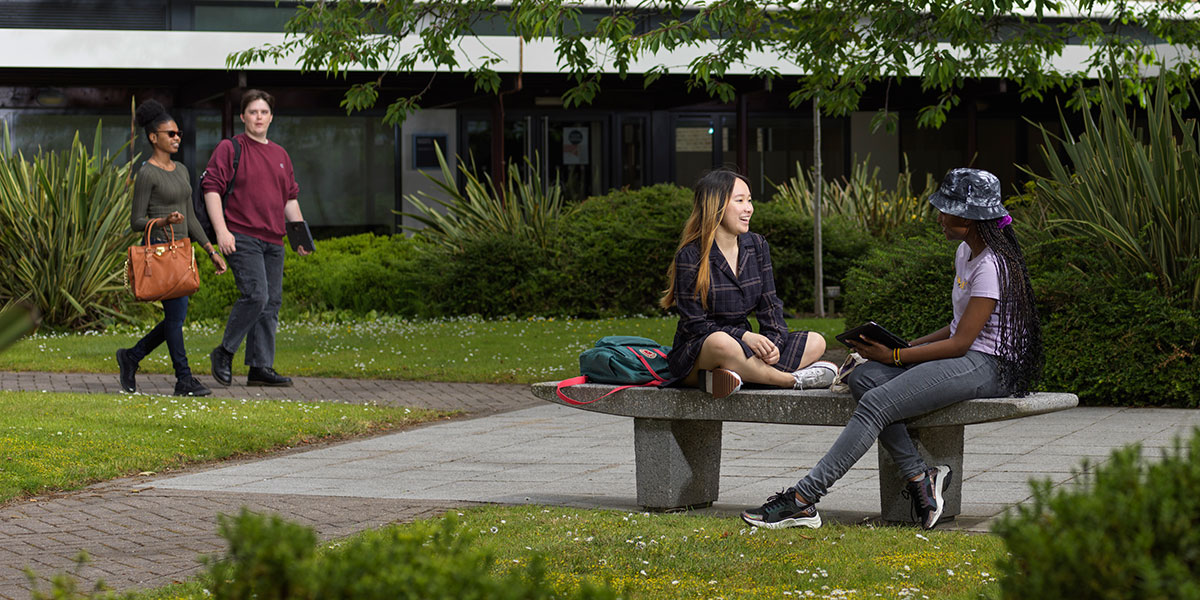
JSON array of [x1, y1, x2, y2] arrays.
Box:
[[877, 425, 964, 524], [633, 418, 722, 511]]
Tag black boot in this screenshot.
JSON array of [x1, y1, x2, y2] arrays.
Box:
[[175, 376, 212, 397], [210, 346, 233, 387], [116, 348, 139, 393], [247, 366, 292, 387]]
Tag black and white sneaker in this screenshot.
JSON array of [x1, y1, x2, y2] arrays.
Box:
[[905, 465, 952, 529], [741, 488, 822, 530]]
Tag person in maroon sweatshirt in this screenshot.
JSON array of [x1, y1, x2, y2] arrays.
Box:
[[202, 89, 309, 387]]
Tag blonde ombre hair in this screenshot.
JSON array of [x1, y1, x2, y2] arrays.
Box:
[[660, 169, 750, 311]]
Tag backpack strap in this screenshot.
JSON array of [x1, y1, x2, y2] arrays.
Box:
[[224, 137, 241, 202], [555, 376, 665, 406], [626, 345, 669, 383]]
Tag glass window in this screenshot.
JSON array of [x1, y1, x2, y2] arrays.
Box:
[[674, 116, 715, 187], [0, 111, 140, 163], [745, 116, 845, 201], [619, 117, 645, 190], [461, 116, 527, 186], [901, 117, 967, 186], [194, 114, 396, 231], [193, 5, 295, 32]]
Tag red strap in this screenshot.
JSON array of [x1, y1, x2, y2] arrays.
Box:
[[555, 376, 664, 405], [626, 346, 668, 383]]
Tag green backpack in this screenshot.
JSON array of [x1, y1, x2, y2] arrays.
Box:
[[556, 336, 673, 405]]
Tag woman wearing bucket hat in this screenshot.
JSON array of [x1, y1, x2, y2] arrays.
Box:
[[660, 169, 838, 399], [742, 167, 1042, 531]]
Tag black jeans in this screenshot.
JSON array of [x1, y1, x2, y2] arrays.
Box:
[[129, 289, 192, 380]]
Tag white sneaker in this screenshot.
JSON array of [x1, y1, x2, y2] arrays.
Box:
[[792, 361, 838, 390]]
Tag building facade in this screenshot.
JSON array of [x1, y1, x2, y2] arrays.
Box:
[[0, 0, 1119, 235]]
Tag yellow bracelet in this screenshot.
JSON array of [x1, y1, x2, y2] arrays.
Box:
[[893, 348, 903, 367]]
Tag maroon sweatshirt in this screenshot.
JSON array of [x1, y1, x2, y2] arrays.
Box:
[[201, 133, 300, 245]]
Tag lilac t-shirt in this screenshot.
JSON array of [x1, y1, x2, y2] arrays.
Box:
[[949, 242, 1003, 356]]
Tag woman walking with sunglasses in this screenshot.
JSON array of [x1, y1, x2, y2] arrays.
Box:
[[116, 99, 227, 396]]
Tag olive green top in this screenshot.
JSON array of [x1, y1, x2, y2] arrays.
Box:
[[130, 160, 210, 247]]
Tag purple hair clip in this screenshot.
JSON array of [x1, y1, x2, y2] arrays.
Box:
[[996, 215, 1013, 229]]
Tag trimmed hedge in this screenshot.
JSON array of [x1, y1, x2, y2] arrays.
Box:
[[554, 184, 692, 317], [189, 234, 436, 321], [189, 184, 878, 320], [842, 225, 1200, 407]]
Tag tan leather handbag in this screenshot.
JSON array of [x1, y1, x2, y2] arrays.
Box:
[[125, 221, 199, 302]]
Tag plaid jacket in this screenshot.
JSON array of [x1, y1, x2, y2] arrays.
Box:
[[668, 232, 795, 376]]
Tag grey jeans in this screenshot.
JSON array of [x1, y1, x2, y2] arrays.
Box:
[[219, 232, 284, 368], [793, 351, 1007, 503]]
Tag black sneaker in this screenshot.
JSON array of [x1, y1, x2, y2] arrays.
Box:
[[174, 376, 212, 397], [904, 465, 952, 530], [116, 348, 138, 393], [741, 488, 822, 529], [247, 366, 292, 387]]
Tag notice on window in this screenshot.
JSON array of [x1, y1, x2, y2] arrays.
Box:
[[563, 126, 589, 165]]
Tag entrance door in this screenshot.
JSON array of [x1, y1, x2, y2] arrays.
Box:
[[543, 117, 607, 201]]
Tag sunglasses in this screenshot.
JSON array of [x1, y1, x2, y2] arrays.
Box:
[[155, 130, 181, 138]]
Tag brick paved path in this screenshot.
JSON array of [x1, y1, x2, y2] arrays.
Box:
[[0, 372, 538, 599]]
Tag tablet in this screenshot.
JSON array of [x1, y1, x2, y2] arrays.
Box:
[[286, 220, 315, 254], [835, 321, 910, 349]]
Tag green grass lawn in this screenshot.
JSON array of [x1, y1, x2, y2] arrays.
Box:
[[125, 505, 1005, 600], [1, 316, 846, 384], [0, 390, 448, 504]]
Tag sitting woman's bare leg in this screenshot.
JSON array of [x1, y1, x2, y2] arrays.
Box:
[[798, 332, 827, 368], [681, 331, 795, 389]]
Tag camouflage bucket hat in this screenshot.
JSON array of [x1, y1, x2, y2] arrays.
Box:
[[927, 168, 1009, 221]]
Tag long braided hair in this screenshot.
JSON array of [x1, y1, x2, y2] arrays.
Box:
[[976, 220, 1043, 396]]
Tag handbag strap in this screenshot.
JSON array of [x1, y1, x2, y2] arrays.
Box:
[[555, 375, 665, 406], [143, 220, 177, 246]]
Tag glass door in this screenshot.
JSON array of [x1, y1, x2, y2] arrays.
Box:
[[543, 117, 607, 201]]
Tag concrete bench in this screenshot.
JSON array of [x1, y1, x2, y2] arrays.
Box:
[[530, 382, 1078, 523]]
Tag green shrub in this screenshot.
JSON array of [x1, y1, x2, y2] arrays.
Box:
[[994, 428, 1200, 599], [0, 124, 137, 329], [189, 254, 241, 322], [553, 184, 876, 316], [421, 232, 568, 318], [1032, 237, 1200, 407], [282, 233, 432, 316], [190, 184, 871, 321], [841, 223, 953, 340], [555, 184, 691, 316], [204, 509, 618, 600], [753, 205, 876, 313], [190, 234, 433, 321]]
